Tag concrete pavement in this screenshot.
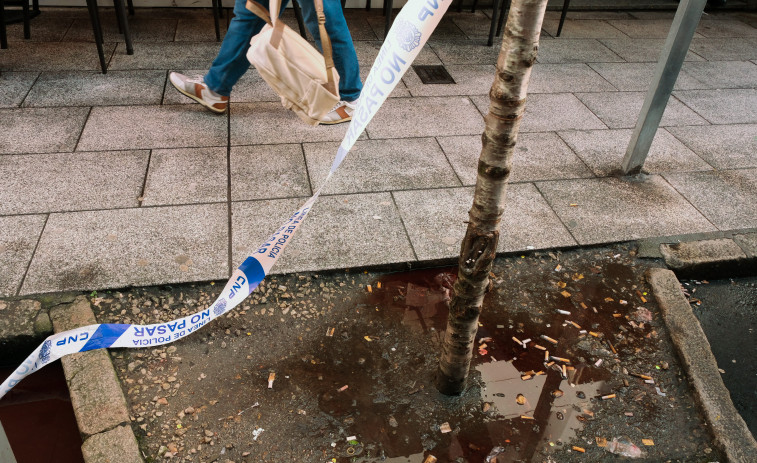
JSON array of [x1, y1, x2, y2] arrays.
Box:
[[1, 5, 756, 296]]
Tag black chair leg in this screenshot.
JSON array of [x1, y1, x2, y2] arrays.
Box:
[[496, 0, 509, 37], [292, 0, 307, 39], [211, 0, 221, 41], [1, 0, 7, 49], [384, 0, 393, 37], [114, 0, 133, 54], [487, 0, 499, 46], [86, 0, 107, 73], [127, 0, 134, 16], [556, 0, 570, 37], [470, 0, 478, 13], [366, 0, 370, 10]]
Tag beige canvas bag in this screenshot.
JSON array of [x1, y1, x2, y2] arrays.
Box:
[[246, 0, 340, 126]]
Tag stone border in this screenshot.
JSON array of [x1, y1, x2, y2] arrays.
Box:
[[50, 296, 144, 463], [659, 232, 757, 278], [646, 268, 757, 463]]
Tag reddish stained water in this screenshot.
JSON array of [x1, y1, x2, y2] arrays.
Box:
[[0, 362, 84, 463]]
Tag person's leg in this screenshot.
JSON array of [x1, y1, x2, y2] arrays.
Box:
[[297, 0, 362, 102], [205, 0, 289, 96]]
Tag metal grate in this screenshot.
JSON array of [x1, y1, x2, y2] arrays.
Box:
[[412, 65, 456, 85]]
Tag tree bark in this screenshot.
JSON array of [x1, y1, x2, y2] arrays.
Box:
[[435, 0, 549, 396]]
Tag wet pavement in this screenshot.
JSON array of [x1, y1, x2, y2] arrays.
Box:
[[684, 276, 757, 440], [91, 243, 722, 462]]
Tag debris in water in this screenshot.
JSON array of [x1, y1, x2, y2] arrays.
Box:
[[252, 427, 265, 441], [600, 393, 616, 400], [541, 335, 558, 345], [606, 436, 643, 458], [642, 439, 655, 446], [267, 372, 276, 389], [439, 422, 452, 433], [572, 446, 585, 453], [338, 385, 349, 392], [485, 447, 505, 462], [423, 455, 438, 463], [516, 394, 526, 405], [551, 389, 564, 398]]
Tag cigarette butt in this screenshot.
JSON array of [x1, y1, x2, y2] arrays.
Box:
[[572, 446, 585, 453], [512, 336, 522, 345], [600, 393, 616, 400], [479, 343, 488, 350], [569, 321, 582, 329], [561, 365, 567, 378], [632, 373, 652, 380], [595, 359, 603, 367], [377, 282, 382, 289], [534, 344, 546, 350], [541, 335, 558, 345], [366, 285, 372, 293], [604, 297, 614, 302], [439, 422, 451, 433], [580, 302, 587, 309], [521, 338, 531, 346], [608, 342, 617, 354], [364, 336, 373, 342], [545, 351, 549, 362], [555, 264, 562, 271], [566, 365, 575, 371], [550, 356, 571, 363], [560, 290, 571, 298], [589, 331, 600, 337], [268, 372, 276, 389], [546, 361, 555, 367], [521, 374, 532, 381], [423, 456, 437, 463], [641, 296, 647, 303], [644, 379, 655, 384], [642, 439, 654, 446], [569, 203, 578, 207], [326, 327, 335, 337], [338, 385, 349, 392], [613, 313, 622, 318], [534, 370, 545, 376], [520, 415, 534, 420], [557, 309, 571, 315], [596, 437, 607, 447]]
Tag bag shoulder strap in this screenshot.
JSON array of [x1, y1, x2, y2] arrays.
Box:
[[313, 0, 337, 95], [246, 0, 273, 25]]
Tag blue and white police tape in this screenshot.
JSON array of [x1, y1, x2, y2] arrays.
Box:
[[0, 0, 454, 401]]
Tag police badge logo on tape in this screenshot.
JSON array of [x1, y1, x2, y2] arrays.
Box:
[[395, 19, 421, 52], [39, 340, 52, 364], [213, 298, 228, 316]]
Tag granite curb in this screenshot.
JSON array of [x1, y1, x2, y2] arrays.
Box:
[[646, 268, 757, 463], [659, 232, 757, 277], [49, 296, 144, 463]]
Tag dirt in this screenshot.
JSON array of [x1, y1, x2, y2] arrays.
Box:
[[92, 243, 723, 462]]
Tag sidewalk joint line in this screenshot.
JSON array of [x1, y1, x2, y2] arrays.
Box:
[[226, 102, 233, 276], [16, 214, 50, 297], [71, 106, 92, 153], [18, 72, 42, 108], [532, 181, 581, 246], [300, 143, 315, 197], [433, 136, 466, 187], [137, 150, 153, 208], [390, 191, 419, 262]]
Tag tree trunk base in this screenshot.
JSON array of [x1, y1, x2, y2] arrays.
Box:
[[435, 367, 467, 396]]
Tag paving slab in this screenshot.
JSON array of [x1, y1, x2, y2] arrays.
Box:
[[663, 168, 757, 230], [437, 132, 594, 186], [535, 38, 623, 63], [366, 96, 484, 139], [3, 15, 73, 42], [666, 124, 757, 169], [65, 17, 178, 42], [393, 184, 577, 260], [230, 102, 349, 145], [546, 9, 634, 20], [23, 70, 166, 107], [427, 40, 502, 65], [540, 19, 628, 38], [695, 19, 757, 38], [0, 150, 147, 214], [535, 175, 717, 245], [575, 91, 709, 128], [673, 89, 757, 124], [0, 72, 39, 108], [448, 10, 503, 38], [557, 128, 711, 176], [231, 193, 415, 273], [734, 232, 757, 258], [230, 143, 311, 201], [402, 64, 495, 97], [340, 10, 379, 41], [175, 15, 229, 42], [607, 19, 704, 39], [0, 107, 90, 155], [588, 62, 705, 91], [305, 138, 461, 195], [77, 105, 227, 151], [599, 38, 705, 62], [0, 42, 116, 72], [142, 147, 227, 206], [688, 37, 757, 61], [471, 93, 607, 133], [0, 215, 46, 297], [356, 41, 442, 66], [108, 42, 221, 70], [21, 204, 229, 295], [681, 60, 757, 89], [529, 63, 617, 93]]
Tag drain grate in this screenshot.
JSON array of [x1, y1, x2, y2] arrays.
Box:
[[412, 65, 456, 84]]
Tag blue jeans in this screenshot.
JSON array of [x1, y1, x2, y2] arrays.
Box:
[[205, 0, 362, 102]]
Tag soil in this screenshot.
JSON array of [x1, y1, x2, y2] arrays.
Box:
[[92, 243, 723, 463]]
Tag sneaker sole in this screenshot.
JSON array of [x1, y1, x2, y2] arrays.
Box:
[[170, 78, 227, 114], [318, 116, 352, 125]]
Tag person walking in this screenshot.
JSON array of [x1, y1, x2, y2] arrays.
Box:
[[169, 0, 362, 124]]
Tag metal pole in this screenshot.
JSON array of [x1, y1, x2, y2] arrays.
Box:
[[621, 0, 706, 175], [0, 420, 17, 463]]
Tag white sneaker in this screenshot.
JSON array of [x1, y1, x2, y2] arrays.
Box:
[[319, 100, 356, 125], [169, 72, 229, 114]]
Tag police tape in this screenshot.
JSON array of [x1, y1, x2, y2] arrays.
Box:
[[0, 0, 454, 401]]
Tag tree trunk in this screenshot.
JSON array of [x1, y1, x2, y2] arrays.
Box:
[[435, 0, 549, 396]]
